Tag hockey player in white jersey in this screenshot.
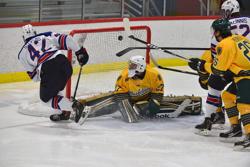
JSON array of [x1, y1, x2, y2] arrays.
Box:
[[18, 24, 90, 125], [188, 0, 250, 136]]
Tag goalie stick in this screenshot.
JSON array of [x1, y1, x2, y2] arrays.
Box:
[[116, 47, 210, 57], [121, 18, 190, 62]]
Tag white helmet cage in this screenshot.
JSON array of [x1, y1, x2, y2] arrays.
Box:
[[22, 24, 37, 41], [128, 55, 146, 78], [221, 0, 240, 18]]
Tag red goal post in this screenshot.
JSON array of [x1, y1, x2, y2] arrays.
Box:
[[66, 25, 152, 98]]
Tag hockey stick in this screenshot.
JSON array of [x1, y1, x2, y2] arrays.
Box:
[[150, 53, 198, 76], [72, 33, 87, 100], [116, 47, 209, 57], [129, 35, 191, 61], [72, 66, 83, 100]]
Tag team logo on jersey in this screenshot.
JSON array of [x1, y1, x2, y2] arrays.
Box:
[[216, 47, 222, 55]]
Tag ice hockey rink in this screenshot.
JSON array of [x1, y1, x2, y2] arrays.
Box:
[[0, 67, 249, 167]]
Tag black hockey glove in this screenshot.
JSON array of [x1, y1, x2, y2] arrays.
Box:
[[188, 58, 206, 72], [222, 70, 234, 83], [198, 71, 209, 90], [75, 47, 89, 66]]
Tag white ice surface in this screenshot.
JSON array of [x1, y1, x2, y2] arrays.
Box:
[[0, 67, 249, 167]]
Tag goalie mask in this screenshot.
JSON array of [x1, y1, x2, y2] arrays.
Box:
[[22, 24, 37, 42], [128, 55, 146, 78], [221, 0, 240, 18]]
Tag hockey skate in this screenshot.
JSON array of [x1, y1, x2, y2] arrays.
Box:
[[194, 117, 213, 136], [50, 111, 71, 122], [233, 134, 250, 152], [211, 112, 225, 130], [72, 100, 91, 125], [219, 124, 242, 143]]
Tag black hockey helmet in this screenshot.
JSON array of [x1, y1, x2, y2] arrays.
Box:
[[211, 18, 231, 38]]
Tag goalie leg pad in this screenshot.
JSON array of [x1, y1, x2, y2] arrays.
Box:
[[87, 97, 117, 118], [118, 99, 139, 123], [160, 95, 202, 116]]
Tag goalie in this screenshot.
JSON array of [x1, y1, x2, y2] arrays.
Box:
[[78, 55, 202, 123]]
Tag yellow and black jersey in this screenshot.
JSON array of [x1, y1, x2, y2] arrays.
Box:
[[212, 34, 250, 83], [201, 50, 213, 74], [114, 66, 164, 102]]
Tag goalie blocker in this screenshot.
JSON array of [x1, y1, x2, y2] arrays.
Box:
[[78, 92, 202, 122]]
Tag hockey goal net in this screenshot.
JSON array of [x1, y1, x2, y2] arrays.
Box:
[[18, 25, 152, 117], [66, 25, 151, 98]]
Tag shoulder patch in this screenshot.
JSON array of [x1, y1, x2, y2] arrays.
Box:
[[216, 47, 222, 55]]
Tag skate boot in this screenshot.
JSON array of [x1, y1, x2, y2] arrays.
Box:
[[72, 100, 91, 125], [194, 117, 213, 136], [234, 134, 250, 152], [50, 111, 71, 122], [211, 112, 225, 129], [219, 124, 242, 143]]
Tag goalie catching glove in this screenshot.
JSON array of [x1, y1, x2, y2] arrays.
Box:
[[75, 47, 89, 66]]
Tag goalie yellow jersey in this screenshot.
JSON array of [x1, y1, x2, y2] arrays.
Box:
[[212, 34, 250, 83], [114, 66, 164, 102]]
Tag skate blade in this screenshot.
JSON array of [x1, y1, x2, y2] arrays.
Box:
[[233, 145, 250, 152], [212, 124, 225, 130], [219, 137, 242, 143], [194, 129, 212, 136], [78, 106, 91, 125]]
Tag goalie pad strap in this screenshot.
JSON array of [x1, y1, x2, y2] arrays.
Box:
[[151, 93, 163, 103], [118, 99, 139, 123], [113, 93, 130, 102]]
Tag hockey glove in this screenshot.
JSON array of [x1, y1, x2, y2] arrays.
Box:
[[188, 58, 206, 72], [222, 70, 234, 83], [198, 71, 209, 90], [75, 47, 89, 66]]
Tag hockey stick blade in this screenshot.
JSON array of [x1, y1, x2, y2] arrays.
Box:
[[116, 47, 134, 57]]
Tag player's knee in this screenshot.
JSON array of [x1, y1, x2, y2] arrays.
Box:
[[221, 90, 236, 108], [40, 94, 51, 103], [208, 75, 227, 90]]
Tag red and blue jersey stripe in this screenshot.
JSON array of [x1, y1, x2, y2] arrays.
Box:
[[206, 93, 222, 107], [51, 95, 63, 110], [58, 34, 68, 50]]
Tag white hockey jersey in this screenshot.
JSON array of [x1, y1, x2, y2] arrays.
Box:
[[211, 17, 250, 58], [18, 32, 80, 82]]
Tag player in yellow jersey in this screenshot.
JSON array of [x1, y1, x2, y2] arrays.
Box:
[[188, 0, 249, 136], [77, 55, 202, 123], [113, 55, 164, 122], [190, 18, 250, 151]]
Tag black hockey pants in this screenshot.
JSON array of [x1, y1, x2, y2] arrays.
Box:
[[40, 54, 73, 102]]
